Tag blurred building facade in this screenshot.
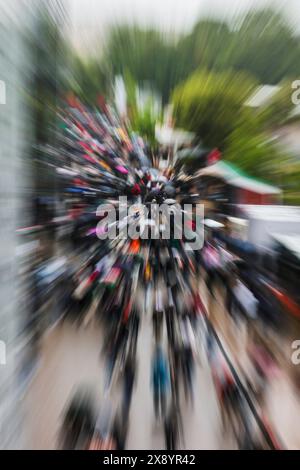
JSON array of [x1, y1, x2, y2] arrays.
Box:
[[0, 0, 36, 448], [0, 0, 68, 448]]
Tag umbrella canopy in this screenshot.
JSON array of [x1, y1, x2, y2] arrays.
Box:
[[197, 161, 281, 195], [204, 219, 224, 229]]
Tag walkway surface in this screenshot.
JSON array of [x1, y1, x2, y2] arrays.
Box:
[[22, 281, 300, 449]]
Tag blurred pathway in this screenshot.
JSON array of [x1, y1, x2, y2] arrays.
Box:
[[23, 308, 230, 449]]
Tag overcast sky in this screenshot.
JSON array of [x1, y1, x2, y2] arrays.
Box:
[[66, 0, 300, 52]]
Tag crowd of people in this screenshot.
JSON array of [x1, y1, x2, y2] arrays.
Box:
[[28, 98, 288, 450]]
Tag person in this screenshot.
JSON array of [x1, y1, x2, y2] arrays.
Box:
[[210, 348, 240, 430], [202, 242, 220, 298], [190, 286, 207, 348], [151, 346, 170, 419], [165, 304, 176, 348], [112, 411, 128, 450], [105, 320, 129, 388], [233, 278, 258, 322], [173, 332, 184, 400], [91, 393, 115, 450], [164, 403, 181, 450], [122, 352, 137, 419], [60, 387, 95, 449], [129, 307, 140, 357], [180, 315, 196, 402], [248, 341, 278, 407], [152, 286, 164, 342]]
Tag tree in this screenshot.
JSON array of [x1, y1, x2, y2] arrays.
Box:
[[180, 10, 300, 86], [123, 71, 160, 146], [172, 70, 257, 148], [258, 81, 296, 129], [95, 9, 300, 108], [69, 55, 109, 105], [223, 114, 287, 182], [28, 3, 68, 144], [226, 9, 300, 84], [177, 19, 233, 75], [102, 25, 180, 104], [130, 99, 158, 146]]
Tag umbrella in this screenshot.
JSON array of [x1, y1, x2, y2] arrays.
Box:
[[204, 219, 224, 229]]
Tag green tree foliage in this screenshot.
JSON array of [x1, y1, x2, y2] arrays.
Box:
[[124, 69, 138, 120], [224, 115, 287, 182], [101, 9, 300, 104], [123, 71, 160, 146], [224, 9, 300, 85], [29, 6, 300, 199], [169, 10, 300, 196], [177, 19, 233, 76], [130, 99, 158, 146], [69, 55, 109, 105], [172, 70, 257, 148], [173, 69, 300, 195], [177, 9, 300, 87], [28, 4, 68, 144], [102, 25, 183, 105], [224, 113, 300, 200], [258, 81, 295, 129]]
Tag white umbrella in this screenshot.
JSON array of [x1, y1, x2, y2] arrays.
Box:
[[204, 219, 224, 229]]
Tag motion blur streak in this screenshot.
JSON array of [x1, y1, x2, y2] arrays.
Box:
[[1, 0, 300, 450]]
